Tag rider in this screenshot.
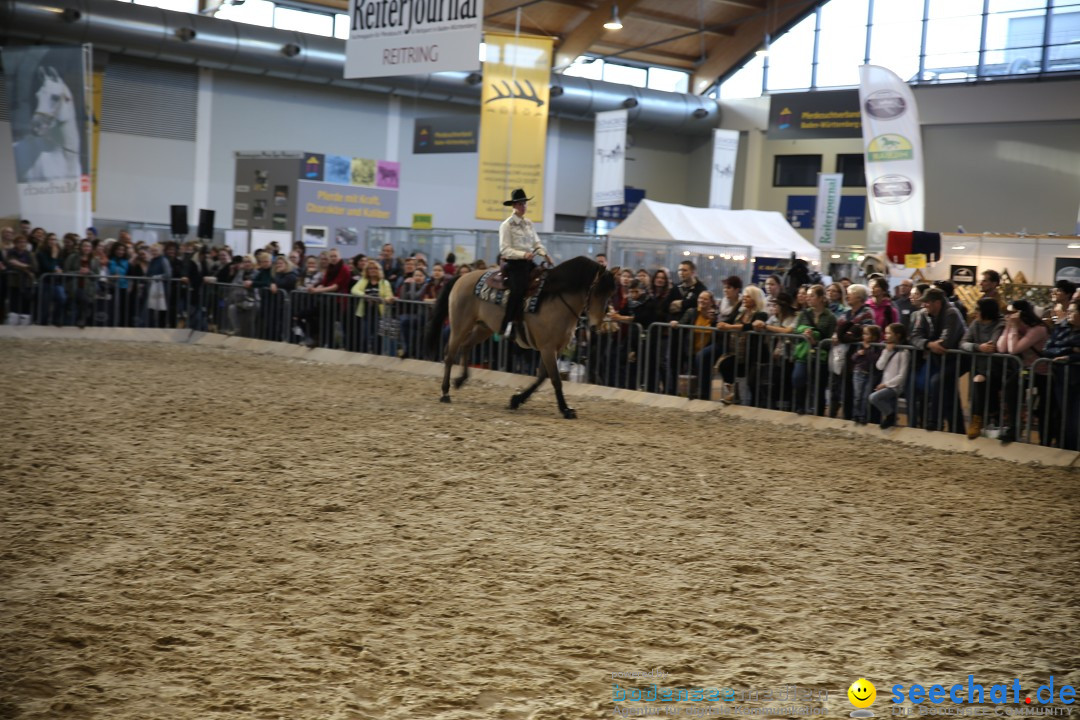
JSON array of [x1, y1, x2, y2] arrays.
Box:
[[498, 188, 551, 341]]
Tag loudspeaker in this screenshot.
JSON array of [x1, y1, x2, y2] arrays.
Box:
[[197, 209, 215, 239], [170, 205, 189, 236]]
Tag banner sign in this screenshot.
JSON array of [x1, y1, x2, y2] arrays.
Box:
[[859, 65, 925, 234], [592, 109, 627, 208], [752, 257, 786, 285], [708, 128, 739, 210], [596, 187, 645, 220], [295, 180, 399, 253], [786, 195, 815, 228], [1055, 257, 1080, 284], [838, 195, 866, 230], [950, 264, 977, 285], [414, 115, 478, 154], [345, 0, 484, 79], [767, 89, 861, 139], [4, 44, 93, 236], [905, 253, 927, 269], [813, 173, 843, 247], [475, 32, 553, 222]]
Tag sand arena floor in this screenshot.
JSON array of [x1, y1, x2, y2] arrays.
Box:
[[0, 339, 1077, 720]]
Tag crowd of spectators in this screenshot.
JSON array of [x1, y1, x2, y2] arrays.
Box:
[[4, 220, 1080, 448]]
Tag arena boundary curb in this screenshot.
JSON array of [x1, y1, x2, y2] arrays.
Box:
[[3, 326, 1077, 468]]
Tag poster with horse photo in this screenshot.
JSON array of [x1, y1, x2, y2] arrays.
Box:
[[2, 44, 92, 235]]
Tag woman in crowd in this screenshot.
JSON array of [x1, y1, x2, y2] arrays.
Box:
[[63, 239, 101, 328], [422, 264, 449, 302], [350, 254, 367, 280], [764, 274, 783, 304], [350, 260, 394, 354], [670, 290, 717, 398], [792, 284, 836, 416], [442, 252, 457, 277], [830, 284, 874, 420], [396, 267, 428, 358], [605, 279, 658, 389], [714, 285, 769, 404], [635, 268, 650, 287], [867, 277, 899, 329], [36, 233, 66, 326], [795, 284, 810, 312], [754, 292, 799, 411], [257, 255, 297, 342], [869, 322, 910, 429], [960, 297, 1004, 439], [825, 282, 846, 315], [128, 245, 149, 326], [107, 242, 132, 326], [1041, 302, 1080, 450], [996, 300, 1048, 443], [227, 255, 258, 338]]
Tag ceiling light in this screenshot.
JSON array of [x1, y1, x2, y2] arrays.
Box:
[[604, 4, 623, 31], [755, 48, 769, 58], [682, 250, 691, 256], [831, 254, 841, 259], [951, 245, 966, 250], [1069, 243, 1080, 249]]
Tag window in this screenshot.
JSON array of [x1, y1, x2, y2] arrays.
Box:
[[774, 155, 822, 187], [836, 154, 866, 188], [274, 6, 333, 36], [766, 12, 816, 91], [602, 63, 648, 88], [562, 56, 604, 81], [133, 0, 198, 11], [214, 0, 274, 27], [647, 67, 689, 93], [335, 13, 350, 39]]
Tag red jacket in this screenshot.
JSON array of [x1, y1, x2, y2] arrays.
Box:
[[322, 261, 353, 294]]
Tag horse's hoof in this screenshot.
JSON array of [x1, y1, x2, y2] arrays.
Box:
[[453, 377, 467, 390], [561, 407, 577, 419], [439, 395, 451, 403], [509, 394, 523, 410]]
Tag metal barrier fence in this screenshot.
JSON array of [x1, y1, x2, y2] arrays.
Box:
[[4, 270, 1076, 450]]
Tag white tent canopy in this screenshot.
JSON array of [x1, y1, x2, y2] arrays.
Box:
[[609, 199, 822, 265]]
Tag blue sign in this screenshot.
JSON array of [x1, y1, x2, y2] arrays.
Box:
[[838, 195, 865, 230], [787, 195, 865, 231], [597, 187, 646, 220], [786, 195, 815, 228], [753, 257, 786, 285]]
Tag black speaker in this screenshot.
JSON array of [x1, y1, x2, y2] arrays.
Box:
[[197, 209, 215, 239], [169, 205, 189, 236]]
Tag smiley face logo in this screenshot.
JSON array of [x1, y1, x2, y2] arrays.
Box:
[[848, 678, 877, 717]]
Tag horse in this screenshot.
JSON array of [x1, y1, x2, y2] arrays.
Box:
[[26, 66, 82, 182], [425, 256, 619, 419]]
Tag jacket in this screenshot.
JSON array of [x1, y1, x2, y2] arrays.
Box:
[[911, 305, 967, 351], [875, 347, 910, 391], [960, 318, 1005, 374], [62, 254, 102, 298], [351, 277, 394, 317]]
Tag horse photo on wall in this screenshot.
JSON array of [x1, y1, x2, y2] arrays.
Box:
[[5, 45, 90, 185]]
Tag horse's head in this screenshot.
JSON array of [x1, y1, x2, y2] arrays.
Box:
[[32, 66, 73, 137], [585, 265, 621, 328]]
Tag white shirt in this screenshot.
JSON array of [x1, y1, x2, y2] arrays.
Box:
[[499, 213, 548, 261], [876, 347, 910, 390]]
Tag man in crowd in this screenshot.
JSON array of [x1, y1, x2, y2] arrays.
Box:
[[668, 260, 707, 320], [979, 269, 1007, 313], [379, 243, 404, 287], [1042, 279, 1077, 328], [302, 248, 353, 347], [893, 278, 915, 328], [910, 287, 968, 433]]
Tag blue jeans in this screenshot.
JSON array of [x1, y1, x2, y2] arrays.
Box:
[[852, 370, 872, 421]]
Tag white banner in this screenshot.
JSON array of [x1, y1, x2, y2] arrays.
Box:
[[708, 129, 739, 210], [592, 109, 627, 208], [858, 64, 925, 233], [345, 0, 484, 79], [814, 173, 843, 248], [3, 45, 93, 238]]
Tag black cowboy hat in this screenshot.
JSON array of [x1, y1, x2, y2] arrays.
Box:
[[502, 188, 533, 206]]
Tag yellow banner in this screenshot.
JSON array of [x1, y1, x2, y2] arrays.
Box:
[[905, 253, 927, 269], [476, 32, 553, 222]]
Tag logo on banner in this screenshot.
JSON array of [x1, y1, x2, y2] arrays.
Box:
[[872, 174, 915, 204], [485, 79, 544, 106], [867, 135, 913, 162], [863, 90, 907, 119], [778, 107, 793, 129]]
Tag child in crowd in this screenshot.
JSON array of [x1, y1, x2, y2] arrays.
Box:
[[870, 323, 910, 429], [850, 324, 882, 424]]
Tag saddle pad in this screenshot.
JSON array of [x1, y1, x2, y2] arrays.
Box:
[[474, 269, 547, 314]]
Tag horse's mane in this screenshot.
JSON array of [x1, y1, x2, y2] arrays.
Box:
[[539, 256, 614, 300]]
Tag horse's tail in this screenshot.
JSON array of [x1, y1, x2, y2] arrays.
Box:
[[425, 275, 460, 360]]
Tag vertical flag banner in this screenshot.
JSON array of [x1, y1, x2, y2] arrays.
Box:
[[813, 173, 843, 247], [346, 0, 484, 79], [708, 128, 739, 210], [476, 32, 553, 222], [592, 109, 627, 208], [858, 64, 925, 234], [3, 44, 93, 235]]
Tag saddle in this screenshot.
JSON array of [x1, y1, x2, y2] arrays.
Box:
[[474, 266, 548, 312], [483, 264, 545, 293]]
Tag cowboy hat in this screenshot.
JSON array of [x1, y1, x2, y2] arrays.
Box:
[[502, 188, 533, 206]]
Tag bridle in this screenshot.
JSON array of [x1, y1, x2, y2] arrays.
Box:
[[556, 268, 606, 328]]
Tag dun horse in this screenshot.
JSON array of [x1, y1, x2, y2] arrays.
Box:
[[425, 256, 618, 418]]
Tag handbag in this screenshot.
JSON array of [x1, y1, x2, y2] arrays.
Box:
[[377, 316, 400, 338], [829, 342, 849, 375]]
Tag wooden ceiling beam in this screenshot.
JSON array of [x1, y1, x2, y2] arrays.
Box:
[[704, 0, 765, 9], [626, 9, 735, 37], [553, 0, 647, 69], [690, 0, 815, 94], [592, 43, 699, 65]]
